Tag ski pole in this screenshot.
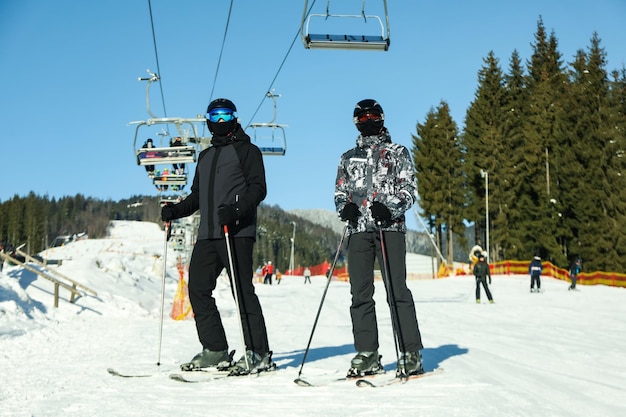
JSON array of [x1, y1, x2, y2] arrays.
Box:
[[223, 225, 250, 372], [377, 221, 404, 371], [294, 222, 349, 383], [156, 221, 170, 366]]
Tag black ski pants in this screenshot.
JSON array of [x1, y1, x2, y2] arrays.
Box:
[[347, 231, 423, 353], [531, 273, 541, 290], [475, 277, 493, 301], [570, 275, 577, 289], [188, 237, 270, 355]]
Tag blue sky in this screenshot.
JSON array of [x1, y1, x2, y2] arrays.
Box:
[[1, 0, 625, 231]]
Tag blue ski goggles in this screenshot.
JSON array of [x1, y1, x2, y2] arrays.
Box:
[[207, 108, 237, 123]]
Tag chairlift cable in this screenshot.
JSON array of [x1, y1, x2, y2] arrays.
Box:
[[208, 0, 235, 102], [244, 0, 318, 128], [147, 0, 168, 118]]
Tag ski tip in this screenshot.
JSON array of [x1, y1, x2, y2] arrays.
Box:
[[355, 379, 376, 387], [169, 373, 194, 383], [293, 378, 313, 387], [107, 368, 152, 378]]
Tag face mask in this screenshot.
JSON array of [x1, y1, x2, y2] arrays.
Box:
[[208, 119, 236, 136], [357, 119, 383, 136]]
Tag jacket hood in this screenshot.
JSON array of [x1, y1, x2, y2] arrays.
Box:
[[211, 124, 250, 147]]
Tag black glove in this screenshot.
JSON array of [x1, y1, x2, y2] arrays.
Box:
[[340, 202, 360, 224], [218, 204, 240, 226], [370, 202, 392, 221], [161, 203, 175, 221]]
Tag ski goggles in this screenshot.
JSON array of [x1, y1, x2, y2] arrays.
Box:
[[207, 108, 237, 123], [356, 112, 382, 123]]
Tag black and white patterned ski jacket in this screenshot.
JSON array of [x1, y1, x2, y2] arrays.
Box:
[[334, 129, 417, 235]]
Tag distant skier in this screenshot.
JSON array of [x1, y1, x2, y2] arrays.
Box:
[[303, 267, 311, 284], [529, 255, 543, 293], [0, 242, 4, 272], [141, 138, 155, 177], [473, 254, 494, 303], [262, 261, 274, 285], [170, 136, 185, 175], [569, 258, 582, 291]]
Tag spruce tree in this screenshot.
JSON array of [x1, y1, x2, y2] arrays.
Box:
[[563, 33, 626, 271], [500, 50, 530, 260], [513, 17, 567, 261], [463, 51, 508, 261], [413, 101, 465, 263]]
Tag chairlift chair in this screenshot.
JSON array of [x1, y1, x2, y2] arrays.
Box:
[[131, 70, 208, 169], [246, 91, 288, 156], [300, 0, 390, 51], [159, 195, 183, 206], [152, 173, 188, 187], [248, 123, 287, 156], [136, 144, 196, 166]]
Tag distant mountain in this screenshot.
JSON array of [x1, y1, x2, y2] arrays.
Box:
[[287, 208, 433, 255], [288, 208, 345, 235]]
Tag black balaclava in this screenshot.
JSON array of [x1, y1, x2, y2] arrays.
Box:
[[206, 98, 238, 137], [353, 99, 385, 137]]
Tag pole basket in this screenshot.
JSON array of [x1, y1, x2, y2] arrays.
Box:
[[170, 265, 193, 320]]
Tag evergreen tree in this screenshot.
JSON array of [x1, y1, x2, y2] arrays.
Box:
[[499, 50, 530, 260], [512, 17, 567, 261], [562, 33, 626, 271], [463, 51, 508, 261], [413, 101, 465, 263]]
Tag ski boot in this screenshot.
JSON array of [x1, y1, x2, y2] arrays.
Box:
[[346, 351, 383, 378], [228, 350, 276, 376], [180, 349, 234, 371], [397, 351, 424, 377]]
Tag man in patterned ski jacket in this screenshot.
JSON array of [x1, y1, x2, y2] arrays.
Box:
[[335, 99, 424, 378]]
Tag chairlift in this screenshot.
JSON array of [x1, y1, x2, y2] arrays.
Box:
[[131, 70, 210, 169], [300, 0, 390, 51], [152, 173, 188, 187], [159, 195, 184, 206], [246, 92, 287, 156], [136, 144, 196, 166]]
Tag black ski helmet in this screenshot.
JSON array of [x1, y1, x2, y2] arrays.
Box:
[[207, 98, 237, 114], [206, 98, 238, 136], [353, 99, 384, 135]]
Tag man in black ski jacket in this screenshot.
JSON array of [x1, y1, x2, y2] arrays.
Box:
[[335, 99, 424, 378], [161, 98, 274, 375], [473, 254, 494, 304]]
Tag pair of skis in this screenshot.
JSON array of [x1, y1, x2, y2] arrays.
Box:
[[108, 366, 443, 387], [107, 366, 276, 383], [294, 368, 443, 388]]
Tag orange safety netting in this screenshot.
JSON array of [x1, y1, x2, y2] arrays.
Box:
[[170, 259, 193, 320], [285, 259, 347, 278]]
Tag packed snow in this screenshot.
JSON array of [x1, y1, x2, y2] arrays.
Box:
[[1, 220, 624, 417]]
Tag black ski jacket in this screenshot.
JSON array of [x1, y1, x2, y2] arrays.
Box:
[[473, 261, 491, 281], [168, 124, 266, 239]]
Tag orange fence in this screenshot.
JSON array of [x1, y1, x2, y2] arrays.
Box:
[[284, 258, 626, 288], [285, 260, 347, 280], [488, 260, 626, 288]]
